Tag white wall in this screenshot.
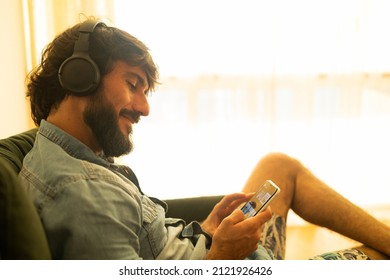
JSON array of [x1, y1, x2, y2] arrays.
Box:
[[0, 0, 31, 139]]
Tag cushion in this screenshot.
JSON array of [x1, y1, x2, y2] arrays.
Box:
[[0, 129, 51, 259], [0, 128, 37, 174]]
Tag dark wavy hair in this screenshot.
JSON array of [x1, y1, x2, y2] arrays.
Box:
[[26, 20, 159, 126]]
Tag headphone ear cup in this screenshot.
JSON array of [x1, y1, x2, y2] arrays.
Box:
[[58, 54, 100, 96]]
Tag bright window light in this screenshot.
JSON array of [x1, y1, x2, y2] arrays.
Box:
[[114, 0, 390, 213]]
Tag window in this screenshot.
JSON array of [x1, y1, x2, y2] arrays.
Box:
[[115, 0, 390, 210]]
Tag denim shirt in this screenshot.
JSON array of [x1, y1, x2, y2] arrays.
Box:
[[19, 120, 210, 259]]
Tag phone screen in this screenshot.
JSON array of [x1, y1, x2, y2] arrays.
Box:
[[241, 180, 280, 218]]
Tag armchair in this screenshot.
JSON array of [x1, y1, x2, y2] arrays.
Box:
[[0, 129, 223, 259]]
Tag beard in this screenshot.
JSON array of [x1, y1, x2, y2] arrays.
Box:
[[83, 91, 134, 158]]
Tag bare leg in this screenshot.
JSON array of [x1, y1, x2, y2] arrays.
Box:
[[242, 153, 390, 259]]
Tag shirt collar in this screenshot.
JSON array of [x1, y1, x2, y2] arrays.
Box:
[[38, 120, 111, 168]]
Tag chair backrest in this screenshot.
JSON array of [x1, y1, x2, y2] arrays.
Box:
[[0, 129, 51, 259]]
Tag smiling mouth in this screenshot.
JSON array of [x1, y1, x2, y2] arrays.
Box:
[[120, 110, 140, 125]]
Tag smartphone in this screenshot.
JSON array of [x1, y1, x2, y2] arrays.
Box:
[[241, 180, 280, 218]]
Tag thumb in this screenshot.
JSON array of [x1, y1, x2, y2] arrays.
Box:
[[250, 207, 273, 225]]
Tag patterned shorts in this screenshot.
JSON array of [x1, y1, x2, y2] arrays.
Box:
[[247, 214, 370, 260]]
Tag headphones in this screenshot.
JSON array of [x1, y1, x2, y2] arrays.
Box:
[[58, 19, 104, 96]]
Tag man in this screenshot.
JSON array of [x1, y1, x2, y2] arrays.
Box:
[[20, 19, 390, 260]]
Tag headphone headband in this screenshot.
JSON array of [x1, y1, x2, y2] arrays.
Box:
[[73, 20, 102, 53]]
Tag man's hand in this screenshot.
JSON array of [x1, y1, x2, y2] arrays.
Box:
[[206, 207, 272, 260], [201, 193, 254, 237]]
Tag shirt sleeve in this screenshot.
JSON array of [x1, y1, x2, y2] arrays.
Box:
[[156, 219, 211, 260], [41, 178, 144, 259]]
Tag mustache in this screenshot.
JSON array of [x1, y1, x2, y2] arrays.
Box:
[[120, 109, 141, 124]]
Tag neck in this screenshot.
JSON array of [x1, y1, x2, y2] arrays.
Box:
[[46, 95, 102, 153]]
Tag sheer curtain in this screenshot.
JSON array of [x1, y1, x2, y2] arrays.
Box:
[[114, 0, 390, 211], [22, 0, 115, 71]]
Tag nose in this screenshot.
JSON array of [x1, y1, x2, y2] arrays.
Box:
[[133, 92, 150, 117]]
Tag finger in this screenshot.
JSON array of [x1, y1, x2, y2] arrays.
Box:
[[250, 207, 273, 225], [226, 192, 256, 211], [219, 193, 256, 214], [216, 193, 248, 210], [245, 192, 256, 198], [223, 208, 245, 225], [219, 193, 248, 205], [226, 197, 252, 211]]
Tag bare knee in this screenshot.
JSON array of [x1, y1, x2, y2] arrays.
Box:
[[245, 152, 303, 190], [245, 152, 303, 217], [258, 153, 303, 181]]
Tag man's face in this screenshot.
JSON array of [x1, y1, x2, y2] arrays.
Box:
[[84, 61, 150, 157]]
